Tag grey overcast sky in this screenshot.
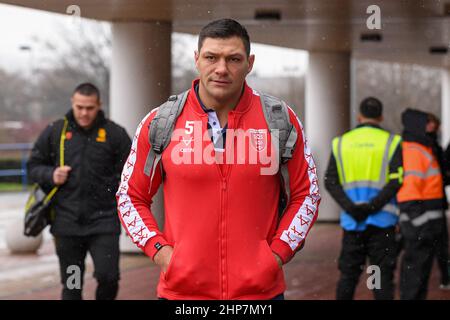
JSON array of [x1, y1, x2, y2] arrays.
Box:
[[0, 3, 307, 77]]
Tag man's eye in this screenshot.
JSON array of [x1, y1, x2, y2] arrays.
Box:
[[230, 57, 241, 62], [206, 56, 215, 61]]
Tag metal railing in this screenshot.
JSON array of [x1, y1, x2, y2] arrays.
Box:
[[0, 143, 33, 191]]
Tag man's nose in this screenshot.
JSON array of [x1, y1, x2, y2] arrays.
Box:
[[215, 58, 228, 75]]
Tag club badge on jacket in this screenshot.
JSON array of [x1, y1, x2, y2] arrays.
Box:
[[96, 128, 107, 142]]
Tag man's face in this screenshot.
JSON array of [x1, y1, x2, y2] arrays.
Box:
[[426, 120, 439, 133], [71, 92, 101, 129], [195, 36, 255, 103]]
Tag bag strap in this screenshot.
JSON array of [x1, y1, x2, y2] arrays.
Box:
[[144, 90, 189, 179], [258, 92, 298, 165], [258, 92, 298, 215], [44, 117, 69, 204]]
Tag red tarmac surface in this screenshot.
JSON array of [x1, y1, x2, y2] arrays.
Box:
[[1, 222, 449, 300]]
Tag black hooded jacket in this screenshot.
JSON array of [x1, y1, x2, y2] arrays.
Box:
[[401, 108, 433, 146], [27, 110, 131, 236]]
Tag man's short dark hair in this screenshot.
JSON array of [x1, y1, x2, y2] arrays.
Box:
[[359, 97, 383, 119], [198, 19, 251, 56], [73, 83, 100, 101]]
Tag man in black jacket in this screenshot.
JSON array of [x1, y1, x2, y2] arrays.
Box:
[[27, 83, 131, 300]]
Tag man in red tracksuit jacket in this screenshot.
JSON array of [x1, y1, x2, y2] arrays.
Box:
[[116, 19, 321, 300]]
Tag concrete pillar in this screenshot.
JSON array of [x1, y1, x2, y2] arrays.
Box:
[[305, 52, 351, 221], [441, 68, 450, 148], [110, 21, 172, 131], [441, 68, 450, 205], [110, 21, 172, 252]]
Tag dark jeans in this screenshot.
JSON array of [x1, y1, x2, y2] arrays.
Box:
[[400, 217, 444, 300], [54, 233, 120, 300], [336, 226, 398, 300]]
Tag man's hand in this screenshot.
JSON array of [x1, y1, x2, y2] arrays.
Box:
[[154, 245, 173, 272], [348, 203, 373, 222], [273, 252, 283, 268], [52, 166, 72, 185]]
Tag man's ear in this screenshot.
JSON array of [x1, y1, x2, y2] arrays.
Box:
[[194, 50, 200, 70], [247, 54, 255, 75], [357, 114, 363, 124]]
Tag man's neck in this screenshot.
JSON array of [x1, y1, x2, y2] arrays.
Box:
[[359, 120, 380, 126], [198, 83, 244, 127]]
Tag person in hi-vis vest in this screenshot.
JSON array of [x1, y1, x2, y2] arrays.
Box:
[[397, 109, 447, 299], [325, 97, 403, 300]]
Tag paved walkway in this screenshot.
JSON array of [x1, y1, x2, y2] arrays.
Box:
[[0, 192, 449, 300]]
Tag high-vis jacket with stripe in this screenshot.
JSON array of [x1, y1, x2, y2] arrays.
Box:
[[397, 141, 445, 226], [116, 80, 321, 300], [331, 125, 402, 231]]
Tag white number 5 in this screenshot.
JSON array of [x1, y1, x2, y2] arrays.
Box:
[[185, 121, 195, 135]]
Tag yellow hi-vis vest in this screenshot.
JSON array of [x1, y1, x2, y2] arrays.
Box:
[[332, 126, 402, 231]]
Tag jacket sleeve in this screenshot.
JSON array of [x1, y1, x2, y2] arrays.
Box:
[[27, 124, 57, 189], [324, 152, 355, 212], [270, 107, 321, 264], [368, 142, 403, 211], [116, 108, 169, 261]]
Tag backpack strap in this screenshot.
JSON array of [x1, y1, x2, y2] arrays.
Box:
[[258, 92, 298, 166], [143, 90, 189, 180], [258, 92, 298, 215], [45, 117, 69, 203]]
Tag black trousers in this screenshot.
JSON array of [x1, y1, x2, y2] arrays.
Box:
[[400, 217, 444, 300], [435, 213, 449, 285], [54, 234, 120, 300], [336, 226, 398, 300]]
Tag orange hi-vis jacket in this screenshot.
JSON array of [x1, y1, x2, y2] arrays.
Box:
[[397, 141, 443, 204]]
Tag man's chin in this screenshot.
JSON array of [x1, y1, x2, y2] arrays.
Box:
[[78, 120, 93, 129], [207, 86, 235, 101]]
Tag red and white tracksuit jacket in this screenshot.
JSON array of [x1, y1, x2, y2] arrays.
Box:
[[117, 80, 321, 300]]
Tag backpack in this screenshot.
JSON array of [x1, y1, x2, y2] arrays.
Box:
[[143, 90, 298, 215]]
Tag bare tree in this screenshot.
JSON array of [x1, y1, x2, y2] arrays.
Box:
[[31, 21, 111, 121]]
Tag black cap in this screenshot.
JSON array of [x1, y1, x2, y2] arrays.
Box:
[[360, 97, 383, 119]]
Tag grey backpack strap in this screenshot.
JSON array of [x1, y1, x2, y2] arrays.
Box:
[[143, 90, 189, 179], [259, 92, 298, 216], [258, 92, 298, 165]]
